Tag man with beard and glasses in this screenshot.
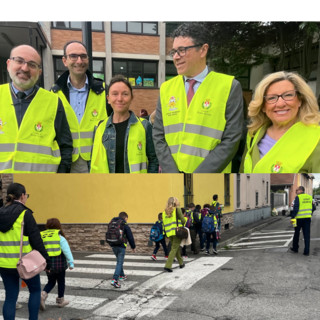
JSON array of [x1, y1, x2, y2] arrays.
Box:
[[51, 41, 112, 173], [0, 44, 73, 173]]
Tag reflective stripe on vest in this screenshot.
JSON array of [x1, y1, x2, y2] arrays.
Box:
[[160, 71, 233, 173], [54, 86, 107, 162], [243, 122, 320, 173], [0, 84, 61, 173], [0, 210, 32, 268], [41, 229, 61, 256], [162, 209, 183, 237], [90, 116, 148, 173], [296, 194, 312, 219]]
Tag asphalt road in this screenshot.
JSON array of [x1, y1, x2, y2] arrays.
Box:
[[1, 208, 319, 320]]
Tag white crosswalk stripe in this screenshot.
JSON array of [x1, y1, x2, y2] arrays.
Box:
[[224, 230, 294, 251]]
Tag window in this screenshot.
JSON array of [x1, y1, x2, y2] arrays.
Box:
[[165, 61, 177, 81], [111, 22, 158, 35], [112, 59, 158, 88], [52, 22, 104, 31], [53, 56, 105, 81], [236, 174, 241, 208], [266, 182, 269, 204], [255, 191, 259, 207]]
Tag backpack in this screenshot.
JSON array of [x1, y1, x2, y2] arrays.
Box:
[[201, 215, 215, 233], [149, 223, 163, 242], [185, 211, 193, 228], [106, 218, 126, 245], [201, 208, 209, 219]]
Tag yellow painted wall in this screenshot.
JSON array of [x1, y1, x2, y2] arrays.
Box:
[[193, 174, 235, 213], [14, 174, 184, 224]]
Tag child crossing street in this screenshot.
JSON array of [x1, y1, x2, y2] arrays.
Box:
[[150, 213, 168, 260]]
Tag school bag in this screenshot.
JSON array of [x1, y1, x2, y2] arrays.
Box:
[[149, 223, 163, 242], [106, 218, 126, 245], [201, 215, 215, 233], [185, 210, 193, 228]]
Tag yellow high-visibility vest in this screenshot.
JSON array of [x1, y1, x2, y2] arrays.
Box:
[[160, 71, 233, 173], [162, 209, 183, 237], [296, 194, 312, 219], [54, 86, 107, 162], [243, 122, 320, 173], [41, 229, 61, 257], [90, 117, 148, 173], [0, 84, 61, 173], [0, 210, 32, 268]]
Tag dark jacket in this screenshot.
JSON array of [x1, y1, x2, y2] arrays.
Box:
[[0, 201, 51, 271], [51, 69, 113, 117], [109, 217, 136, 249], [10, 85, 73, 173]]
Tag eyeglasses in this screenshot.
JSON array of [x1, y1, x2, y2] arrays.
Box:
[[10, 57, 41, 70], [169, 44, 202, 58], [65, 54, 89, 61], [264, 90, 298, 104], [25, 194, 30, 199]]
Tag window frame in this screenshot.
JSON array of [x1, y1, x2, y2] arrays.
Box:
[[111, 21, 158, 36], [51, 21, 104, 32]]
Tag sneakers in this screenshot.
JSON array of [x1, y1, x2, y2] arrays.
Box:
[[111, 279, 121, 288], [289, 247, 298, 253], [212, 249, 218, 255], [179, 263, 185, 269], [151, 254, 157, 261], [164, 256, 168, 260], [205, 251, 210, 255], [182, 255, 188, 259], [119, 275, 127, 281], [200, 248, 205, 252], [164, 267, 173, 272], [56, 297, 69, 308]]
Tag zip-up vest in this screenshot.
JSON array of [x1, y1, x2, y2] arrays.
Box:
[[54, 86, 107, 162], [0, 84, 61, 173], [162, 209, 183, 237], [90, 117, 148, 173], [243, 122, 320, 173], [160, 71, 234, 173], [0, 210, 32, 268], [296, 194, 312, 219], [40, 229, 61, 257]]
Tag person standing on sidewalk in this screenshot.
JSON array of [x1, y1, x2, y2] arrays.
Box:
[[40, 218, 74, 310], [162, 197, 186, 272], [151, 213, 169, 261], [290, 186, 313, 256], [107, 212, 136, 288]]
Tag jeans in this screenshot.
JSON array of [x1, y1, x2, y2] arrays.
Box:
[[43, 270, 66, 298], [205, 231, 217, 251], [292, 218, 311, 254], [153, 238, 168, 256], [0, 269, 41, 320], [112, 246, 126, 280]]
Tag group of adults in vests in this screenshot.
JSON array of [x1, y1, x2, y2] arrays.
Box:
[[1, 22, 319, 174]]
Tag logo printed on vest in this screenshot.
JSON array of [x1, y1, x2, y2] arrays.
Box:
[[92, 109, 98, 117], [137, 141, 142, 151], [35, 122, 43, 132], [0, 118, 7, 134], [202, 99, 212, 109], [271, 161, 283, 173], [168, 96, 178, 111]]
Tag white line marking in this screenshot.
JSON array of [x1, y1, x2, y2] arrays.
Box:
[[93, 257, 232, 318], [240, 235, 294, 240], [68, 267, 162, 276], [0, 289, 106, 310], [86, 254, 190, 261], [251, 231, 294, 235], [230, 239, 291, 247]]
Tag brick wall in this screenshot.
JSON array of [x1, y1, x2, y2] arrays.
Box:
[[130, 89, 159, 115], [221, 212, 234, 231], [112, 34, 159, 54], [51, 29, 105, 52]]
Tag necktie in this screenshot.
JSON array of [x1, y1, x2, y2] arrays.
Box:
[[187, 79, 197, 106], [16, 91, 26, 99]]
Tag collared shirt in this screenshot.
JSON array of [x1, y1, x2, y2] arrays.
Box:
[[11, 83, 35, 97], [67, 75, 89, 123], [184, 66, 209, 94]]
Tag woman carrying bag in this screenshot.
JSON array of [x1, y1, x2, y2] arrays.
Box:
[[0, 183, 50, 320], [162, 197, 186, 272]]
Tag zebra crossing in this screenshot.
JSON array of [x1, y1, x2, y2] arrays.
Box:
[[0, 253, 232, 319], [224, 230, 294, 251]]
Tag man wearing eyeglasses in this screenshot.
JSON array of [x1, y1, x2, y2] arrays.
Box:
[[153, 23, 244, 173], [0, 44, 73, 173], [51, 41, 112, 173]]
